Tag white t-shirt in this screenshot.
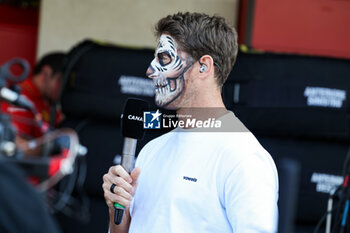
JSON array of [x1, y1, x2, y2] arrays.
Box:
[[129, 112, 278, 233]]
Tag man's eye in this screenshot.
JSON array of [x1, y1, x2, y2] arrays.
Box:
[[157, 52, 172, 66]]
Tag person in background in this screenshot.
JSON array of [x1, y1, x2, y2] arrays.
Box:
[[1, 52, 65, 156]]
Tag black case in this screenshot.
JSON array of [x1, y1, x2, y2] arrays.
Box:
[[224, 51, 350, 141]]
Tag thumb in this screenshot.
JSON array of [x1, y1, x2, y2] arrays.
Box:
[[130, 167, 141, 185]]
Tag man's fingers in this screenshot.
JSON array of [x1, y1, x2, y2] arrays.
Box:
[[102, 182, 133, 201], [104, 190, 132, 208], [109, 165, 133, 183], [103, 174, 133, 193], [102, 165, 140, 210]]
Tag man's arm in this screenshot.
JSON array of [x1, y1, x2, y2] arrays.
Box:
[[103, 165, 141, 233]]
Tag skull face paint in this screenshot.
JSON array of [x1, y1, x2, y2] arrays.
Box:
[[146, 34, 194, 108]]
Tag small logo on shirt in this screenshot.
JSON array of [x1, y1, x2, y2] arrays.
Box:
[[183, 176, 197, 182], [143, 110, 161, 129]]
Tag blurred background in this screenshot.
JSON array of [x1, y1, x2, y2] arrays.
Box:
[[0, 0, 349, 233]]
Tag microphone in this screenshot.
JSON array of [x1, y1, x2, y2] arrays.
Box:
[[114, 98, 148, 225], [0, 87, 35, 110]]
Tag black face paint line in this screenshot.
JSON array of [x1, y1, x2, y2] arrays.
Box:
[[162, 62, 195, 107], [157, 51, 172, 66], [175, 64, 183, 71], [167, 77, 178, 92], [173, 57, 182, 69]]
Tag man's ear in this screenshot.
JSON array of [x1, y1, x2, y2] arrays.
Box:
[[198, 55, 214, 78]]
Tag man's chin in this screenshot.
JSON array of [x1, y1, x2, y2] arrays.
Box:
[[161, 104, 179, 111], [155, 97, 179, 110]]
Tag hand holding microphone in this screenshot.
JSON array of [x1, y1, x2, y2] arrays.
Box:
[[102, 98, 148, 225], [103, 165, 140, 222]]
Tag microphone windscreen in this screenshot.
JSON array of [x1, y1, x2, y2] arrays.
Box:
[[121, 98, 149, 139]]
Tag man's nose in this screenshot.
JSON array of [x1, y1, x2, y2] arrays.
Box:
[[146, 65, 156, 78]]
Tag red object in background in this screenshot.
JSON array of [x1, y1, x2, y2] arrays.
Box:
[[0, 5, 38, 70], [49, 148, 69, 177], [238, 0, 350, 59]]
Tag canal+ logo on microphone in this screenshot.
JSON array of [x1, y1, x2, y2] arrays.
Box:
[[143, 110, 161, 129]]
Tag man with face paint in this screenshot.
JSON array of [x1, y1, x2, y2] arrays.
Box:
[[103, 12, 278, 233]]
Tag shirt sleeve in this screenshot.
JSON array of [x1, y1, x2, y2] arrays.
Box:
[[223, 151, 279, 233]]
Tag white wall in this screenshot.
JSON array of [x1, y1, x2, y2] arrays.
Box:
[[38, 0, 239, 58]]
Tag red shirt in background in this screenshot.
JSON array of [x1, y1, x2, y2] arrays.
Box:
[[1, 78, 62, 139]]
